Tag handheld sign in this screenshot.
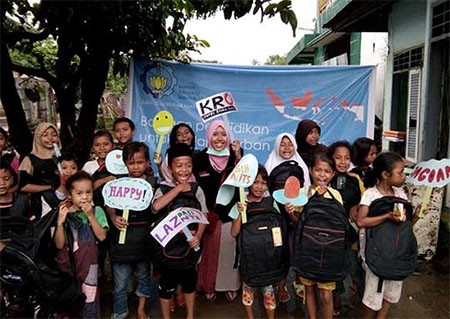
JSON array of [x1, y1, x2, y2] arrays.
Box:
[[196, 92, 238, 123], [152, 110, 174, 164], [407, 158, 450, 218], [53, 143, 64, 175], [273, 176, 308, 206], [216, 154, 258, 223], [103, 178, 153, 244], [150, 207, 208, 251], [106, 150, 128, 175]]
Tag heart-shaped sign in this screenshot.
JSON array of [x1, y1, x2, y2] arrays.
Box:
[[106, 149, 129, 175]]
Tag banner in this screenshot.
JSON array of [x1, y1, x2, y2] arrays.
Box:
[[150, 207, 209, 247], [127, 60, 375, 173], [102, 177, 153, 211]]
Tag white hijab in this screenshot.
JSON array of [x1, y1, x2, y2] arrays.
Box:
[[265, 133, 311, 186]]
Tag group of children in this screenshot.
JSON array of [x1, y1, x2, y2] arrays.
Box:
[[0, 117, 420, 319]]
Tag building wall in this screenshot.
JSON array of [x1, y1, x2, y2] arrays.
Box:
[[360, 33, 388, 119]]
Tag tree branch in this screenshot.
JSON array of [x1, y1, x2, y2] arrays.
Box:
[[3, 29, 50, 44], [11, 62, 57, 87]]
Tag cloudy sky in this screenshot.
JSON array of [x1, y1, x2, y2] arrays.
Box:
[[184, 0, 317, 65]]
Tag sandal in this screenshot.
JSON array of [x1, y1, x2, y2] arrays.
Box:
[[278, 285, 291, 303], [205, 292, 217, 301], [225, 291, 238, 301]]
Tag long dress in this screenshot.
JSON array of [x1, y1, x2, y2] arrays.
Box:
[[194, 148, 241, 293]]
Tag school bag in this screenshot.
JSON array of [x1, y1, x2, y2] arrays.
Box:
[[292, 190, 349, 282], [365, 196, 417, 291], [268, 160, 305, 195], [238, 197, 289, 287], [149, 182, 202, 269]]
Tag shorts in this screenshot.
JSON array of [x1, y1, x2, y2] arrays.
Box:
[[242, 282, 276, 310], [299, 277, 336, 291], [158, 267, 197, 299], [362, 262, 403, 311]]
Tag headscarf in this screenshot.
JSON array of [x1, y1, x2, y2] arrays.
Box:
[[31, 122, 60, 159], [206, 120, 230, 173], [265, 133, 311, 186], [295, 119, 326, 167]]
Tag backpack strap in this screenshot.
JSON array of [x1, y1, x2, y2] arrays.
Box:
[[377, 277, 384, 293]]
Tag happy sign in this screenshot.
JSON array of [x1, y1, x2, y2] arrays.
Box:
[[151, 207, 209, 247], [216, 154, 258, 206], [196, 92, 238, 123], [105, 150, 129, 175], [407, 158, 450, 187], [103, 177, 153, 211]]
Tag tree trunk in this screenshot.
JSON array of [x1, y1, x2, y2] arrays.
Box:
[[0, 42, 33, 156], [72, 45, 112, 164]]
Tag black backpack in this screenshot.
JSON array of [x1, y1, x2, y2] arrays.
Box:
[[268, 160, 305, 195], [292, 190, 349, 282], [149, 182, 202, 269], [366, 196, 417, 290], [238, 197, 289, 287]]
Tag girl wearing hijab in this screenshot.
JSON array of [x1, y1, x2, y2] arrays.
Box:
[[19, 122, 62, 218], [295, 119, 328, 168], [193, 120, 243, 301]]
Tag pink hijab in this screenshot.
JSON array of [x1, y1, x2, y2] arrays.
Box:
[[206, 120, 230, 173]]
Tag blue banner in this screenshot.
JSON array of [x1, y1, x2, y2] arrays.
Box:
[[127, 60, 375, 172]]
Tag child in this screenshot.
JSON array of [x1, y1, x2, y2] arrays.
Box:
[[82, 130, 115, 206], [151, 143, 208, 319], [356, 152, 412, 319], [230, 165, 284, 319], [351, 137, 377, 188], [106, 142, 157, 319], [54, 171, 108, 318], [18, 122, 61, 217], [55, 152, 79, 200], [294, 119, 328, 168], [287, 152, 344, 319], [0, 160, 31, 218], [0, 127, 19, 171], [156, 123, 197, 184], [113, 117, 135, 149], [328, 141, 365, 314]]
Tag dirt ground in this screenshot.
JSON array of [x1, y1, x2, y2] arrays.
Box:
[[99, 261, 449, 319]]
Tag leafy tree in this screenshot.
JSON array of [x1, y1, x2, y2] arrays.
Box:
[[1, 0, 297, 163], [264, 54, 287, 65]]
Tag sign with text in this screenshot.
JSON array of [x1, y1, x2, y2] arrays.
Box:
[[407, 159, 450, 188], [196, 92, 238, 123], [150, 207, 209, 247], [103, 177, 153, 211], [216, 154, 258, 206]]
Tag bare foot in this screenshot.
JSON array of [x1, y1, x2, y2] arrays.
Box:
[[137, 311, 149, 319]]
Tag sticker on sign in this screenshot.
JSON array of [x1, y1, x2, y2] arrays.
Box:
[[196, 92, 238, 123]]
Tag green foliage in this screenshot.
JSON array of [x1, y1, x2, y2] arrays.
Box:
[[264, 54, 287, 65]]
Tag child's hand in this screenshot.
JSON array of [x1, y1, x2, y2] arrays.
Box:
[[188, 235, 201, 249], [57, 204, 70, 226], [112, 215, 127, 230], [153, 152, 162, 165], [237, 202, 247, 214], [176, 182, 191, 193], [285, 203, 295, 215], [388, 211, 403, 223], [231, 140, 242, 159], [349, 206, 359, 223], [81, 202, 94, 218]]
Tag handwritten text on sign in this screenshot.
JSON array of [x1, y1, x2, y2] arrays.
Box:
[[151, 208, 209, 247], [103, 178, 153, 211], [407, 159, 450, 188], [196, 92, 238, 123]]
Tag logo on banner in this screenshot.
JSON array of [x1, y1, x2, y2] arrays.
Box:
[[140, 62, 177, 98], [102, 177, 153, 211], [151, 208, 209, 247], [196, 92, 238, 123]]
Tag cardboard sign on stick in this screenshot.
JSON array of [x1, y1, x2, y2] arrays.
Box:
[[105, 150, 128, 175], [216, 154, 258, 206], [151, 207, 209, 248], [103, 177, 153, 211], [196, 92, 238, 123], [152, 110, 174, 164]]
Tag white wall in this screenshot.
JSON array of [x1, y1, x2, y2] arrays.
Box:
[[360, 33, 388, 119]]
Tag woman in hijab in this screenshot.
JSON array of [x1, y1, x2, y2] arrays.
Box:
[[193, 120, 242, 301], [295, 119, 328, 168], [19, 122, 62, 218]]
